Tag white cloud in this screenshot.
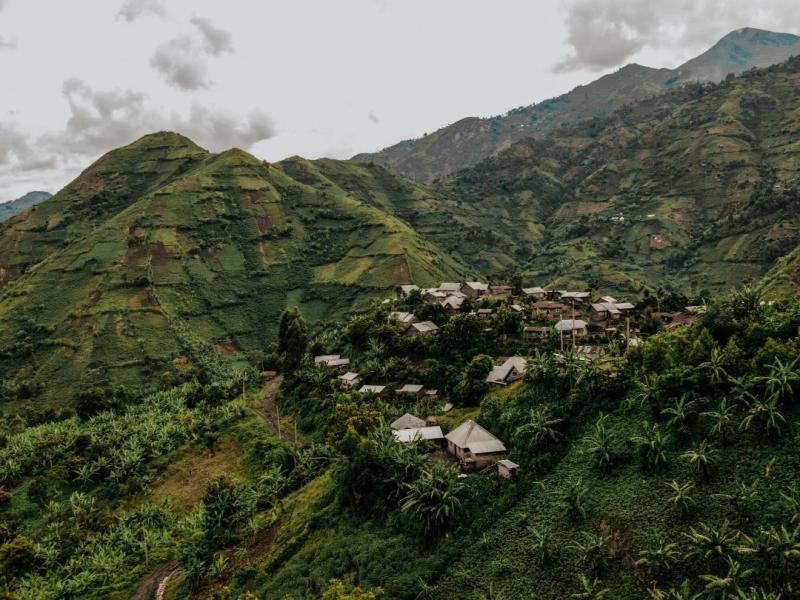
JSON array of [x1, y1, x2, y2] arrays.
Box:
[[555, 0, 800, 72], [190, 16, 233, 56], [151, 37, 211, 90], [117, 0, 165, 23]]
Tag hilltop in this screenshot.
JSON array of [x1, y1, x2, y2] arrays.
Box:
[[354, 28, 800, 182], [0, 134, 467, 404], [0, 191, 52, 223]]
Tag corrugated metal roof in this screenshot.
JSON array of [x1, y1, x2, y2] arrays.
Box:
[[393, 426, 445, 443], [390, 413, 426, 430]]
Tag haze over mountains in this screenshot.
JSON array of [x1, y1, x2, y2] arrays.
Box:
[[354, 28, 800, 182], [0, 191, 52, 223]]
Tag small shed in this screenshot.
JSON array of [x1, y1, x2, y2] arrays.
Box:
[[405, 321, 439, 337], [338, 372, 360, 387], [486, 356, 527, 386], [358, 384, 387, 397], [445, 419, 507, 469], [497, 459, 520, 479], [390, 413, 426, 430], [397, 384, 425, 399]]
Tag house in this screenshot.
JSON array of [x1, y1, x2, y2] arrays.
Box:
[[391, 311, 418, 330], [261, 371, 278, 381], [521, 286, 547, 299], [668, 312, 697, 329], [405, 321, 439, 337], [576, 345, 603, 360], [441, 295, 465, 312], [523, 326, 550, 341], [358, 384, 387, 397], [314, 355, 350, 370], [476, 308, 494, 319], [397, 384, 425, 399], [533, 301, 566, 319], [589, 301, 635, 323], [560, 291, 591, 303], [393, 426, 445, 444], [600, 296, 618, 303], [652, 311, 675, 324], [423, 289, 447, 303], [399, 284, 419, 295], [445, 420, 507, 469], [390, 412, 426, 430], [439, 282, 462, 293], [486, 356, 527, 386], [510, 304, 525, 313], [497, 459, 520, 479], [338, 372, 361, 387], [554, 319, 588, 337], [461, 282, 489, 298], [424, 388, 439, 398], [489, 285, 513, 298]]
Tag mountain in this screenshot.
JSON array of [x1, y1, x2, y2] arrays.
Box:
[[0, 133, 467, 403], [354, 28, 800, 183], [0, 191, 52, 222], [396, 54, 800, 295]]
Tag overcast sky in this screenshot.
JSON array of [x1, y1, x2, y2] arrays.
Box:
[[1, 0, 799, 200]]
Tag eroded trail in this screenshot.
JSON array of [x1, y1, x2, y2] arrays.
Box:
[[253, 376, 302, 447]]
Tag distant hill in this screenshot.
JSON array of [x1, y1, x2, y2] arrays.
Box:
[[354, 28, 800, 182], [388, 55, 800, 295], [0, 191, 51, 222], [0, 133, 467, 402]]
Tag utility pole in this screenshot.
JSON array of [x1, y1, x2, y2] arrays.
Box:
[[571, 298, 576, 348]]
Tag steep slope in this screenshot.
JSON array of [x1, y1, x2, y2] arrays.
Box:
[[0, 135, 467, 404], [420, 55, 800, 293], [0, 191, 52, 223], [354, 28, 800, 182]]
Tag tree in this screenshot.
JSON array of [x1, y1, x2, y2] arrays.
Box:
[[203, 475, 245, 546], [662, 394, 697, 443], [572, 573, 609, 599], [510, 272, 523, 295], [514, 405, 563, 452], [527, 524, 554, 564], [701, 398, 736, 446], [627, 373, 661, 417], [699, 346, 728, 388], [321, 579, 383, 600], [630, 421, 670, 471], [0, 535, 39, 580], [584, 413, 616, 471], [453, 354, 493, 405], [636, 534, 679, 579], [756, 356, 798, 405], [739, 396, 785, 438], [400, 462, 463, 536], [699, 557, 753, 600], [684, 520, 737, 566], [569, 530, 613, 576], [737, 524, 800, 588], [562, 477, 589, 522], [277, 307, 308, 371], [667, 480, 695, 518], [680, 440, 718, 481]]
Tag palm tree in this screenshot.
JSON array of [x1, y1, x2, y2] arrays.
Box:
[[569, 530, 612, 575], [400, 462, 463, 536], [739, 396, 786, 438], [680, 439, 718, 481], [712, 479, 760, 524], [514, 404, 563, 452], [662, 394, 697, 443], [562, 477, 590, 522], [738, 524, 800, 587], [635, 533, 680, 578], [630, 421, 671, 471], [525, 349, 554, 385], [699, 557, 753, 600], [627, 373, 660, 417], [699, 346, 728, 387], [584, 413, 615, 471], [729, 285, 763, 320], [757, 356, 799, 405], [527, 524, 554, 564], [684, 520, 737, 566], [572, 573, 609, 599], [780, 484, 800, 525], [647, 580, 701, 600], [701, 397, 736, 446], [667, 480, 695, 518]]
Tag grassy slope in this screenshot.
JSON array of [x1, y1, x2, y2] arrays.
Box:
[[0, 136, 468, 405]]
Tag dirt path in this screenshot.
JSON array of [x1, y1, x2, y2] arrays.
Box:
[[129, 561, 178, 600], [253, 376, 302, 447]]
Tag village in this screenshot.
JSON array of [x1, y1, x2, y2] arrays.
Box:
[[310, 281, 700, 481]]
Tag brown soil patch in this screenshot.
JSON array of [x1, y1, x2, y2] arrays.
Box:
[[669, 210, 689, 228], [248, 190, 266, 204], [125, 245, 149, 265], [129, 289, 160, 309], [129, 561, 178, 600], [0, 267, 20, 282], [174, 177, 197, 192], [650, 234, 671, 248], [148, 242, 173, 266], [256, 215, 273, 234], [215, 339, 240, 357], [89, 290, 102, 305], [171, 355, 193, 374], [767, 225, 797, 240]]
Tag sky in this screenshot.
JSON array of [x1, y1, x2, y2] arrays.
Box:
[[1, 0, 799, 201]]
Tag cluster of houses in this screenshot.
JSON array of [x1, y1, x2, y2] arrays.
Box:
[[390, 413, 518, 478]]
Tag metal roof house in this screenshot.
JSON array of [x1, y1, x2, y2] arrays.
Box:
[[393, 426, 445, 443], [390, 413, 426, 430], [338, 372, 361, 387], [486, 356, 527, 386], [554, 319, 588, 336], [445, 419, 507, 469], [405, 321, 439, 337], [358, 384, 387, 397]]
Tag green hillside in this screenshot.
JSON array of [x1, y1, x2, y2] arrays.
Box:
[[0, 134, 467, 405], [427, 55, 800, 295], [354, 28, 800, 183]]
